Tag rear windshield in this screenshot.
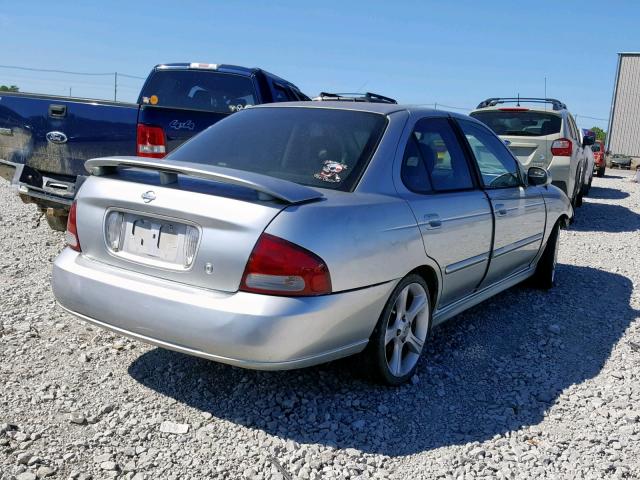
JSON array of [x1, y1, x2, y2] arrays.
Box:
[[168, 107, 387, 191], [591, 143, 601, 152], [470, 110, 562, 137], [139, 70, 257, 113]]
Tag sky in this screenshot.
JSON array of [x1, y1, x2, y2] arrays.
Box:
[[0, 0, 637, 130]]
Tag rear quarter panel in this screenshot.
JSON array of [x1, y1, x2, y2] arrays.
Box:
[[265, 191, 429, 293]]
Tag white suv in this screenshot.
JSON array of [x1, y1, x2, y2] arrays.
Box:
[[470, 98, 593, 206]]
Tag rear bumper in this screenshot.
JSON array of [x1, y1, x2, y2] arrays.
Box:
[[52, 249, 394, 370]]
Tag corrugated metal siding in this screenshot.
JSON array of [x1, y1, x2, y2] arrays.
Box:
[[609, 54, 640, 156]]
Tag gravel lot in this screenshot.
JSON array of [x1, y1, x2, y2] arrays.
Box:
[[1, 172, 639, 480]]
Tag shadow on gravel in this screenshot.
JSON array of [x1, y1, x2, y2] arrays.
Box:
[[571, 202, 640, 233], [587, 185, 630, 200], [128, 265, 637, 456]]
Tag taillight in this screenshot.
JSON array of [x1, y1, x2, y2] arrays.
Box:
[[551, 138, 573, 157], [498, 107, 529, 111], [240, 234, 332, 296], [137, 123, 166, 158], [65, 201, 81, 252]]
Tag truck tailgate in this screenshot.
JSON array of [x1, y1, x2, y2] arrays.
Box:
[[0, 93, 139, 177]]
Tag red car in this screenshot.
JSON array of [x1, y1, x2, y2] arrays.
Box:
[[592, 140, 606, 177]]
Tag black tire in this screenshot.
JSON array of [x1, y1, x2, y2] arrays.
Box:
[[46, 214, 68, 232], [574, 191, 583, 208], [359, 274, 431, 386], [530, 221, 560, 290], [597, 167, 605, 177]]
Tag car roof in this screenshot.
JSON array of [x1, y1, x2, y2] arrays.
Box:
[[252, 101, 467, 118], [153, 63, 298, 86]]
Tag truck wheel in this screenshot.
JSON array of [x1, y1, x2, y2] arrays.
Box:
[[597, 167, 605, 177], [46, 214, 68, 232], [530, 221, 560, 290], [359, 274, 431, 386]]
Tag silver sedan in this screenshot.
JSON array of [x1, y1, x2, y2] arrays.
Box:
[[52, 102, 572, 385]]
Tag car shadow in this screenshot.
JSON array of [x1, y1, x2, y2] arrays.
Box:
[[128, 264, 637, 456], [587, 185, 630, 200], [571, 202, 640, 233]]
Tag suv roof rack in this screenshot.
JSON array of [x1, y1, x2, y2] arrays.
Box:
[[476, 97, 567, 111], [313, 92, 398, 104]]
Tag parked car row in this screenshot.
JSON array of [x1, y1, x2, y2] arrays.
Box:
[[1, 61, 594, 385]]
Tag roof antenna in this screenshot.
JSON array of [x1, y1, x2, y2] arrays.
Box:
[[517, 93, 520, 107]]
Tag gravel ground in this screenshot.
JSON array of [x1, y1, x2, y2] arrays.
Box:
[[1, 172, 639, 480]]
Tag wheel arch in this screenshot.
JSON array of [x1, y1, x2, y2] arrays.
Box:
[[408, 265, 439, 312]]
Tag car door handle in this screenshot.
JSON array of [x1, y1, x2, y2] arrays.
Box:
[[424, 214, 442, 229], [495, 203, 508, 216]]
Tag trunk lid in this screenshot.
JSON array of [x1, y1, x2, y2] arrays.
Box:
[[75, 157, 323, 292]]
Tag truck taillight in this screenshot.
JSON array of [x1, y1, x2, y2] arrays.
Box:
[[551, 138, 573, 157], [65, 201, 81, 252], [240, 234, 331, 296], [137, 123, 166, 158]]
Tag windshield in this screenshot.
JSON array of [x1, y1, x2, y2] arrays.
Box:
[[470, 110, 562, 137], [139, 70, 257, 113], [168, 107, 388, 191]]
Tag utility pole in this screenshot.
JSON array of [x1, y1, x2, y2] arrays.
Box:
[[69, 87, 72, 97], [114, 72, 118, 101]]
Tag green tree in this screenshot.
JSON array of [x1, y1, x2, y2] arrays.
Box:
[[590, 126, 606, 142], [0, 85, 19, 92]]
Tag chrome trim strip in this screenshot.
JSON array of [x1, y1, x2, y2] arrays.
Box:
[[445, 252, 489, 275], [492, 233, 543, 258]]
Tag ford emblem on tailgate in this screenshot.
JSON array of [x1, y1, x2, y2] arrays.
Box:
[[46, 131, 68, 144], [141, 191, 156, 203]]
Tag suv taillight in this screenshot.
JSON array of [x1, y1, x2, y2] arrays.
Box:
[[65, 201, 81, 252], [240, 234, 331, 296], [137, 123, 166, 158], [551, 138, 573, 157]]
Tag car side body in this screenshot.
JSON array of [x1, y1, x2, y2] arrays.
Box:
[[52, 102, 572, 382]]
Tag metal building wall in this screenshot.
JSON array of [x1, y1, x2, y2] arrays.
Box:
[[607, 53, 640, 156]]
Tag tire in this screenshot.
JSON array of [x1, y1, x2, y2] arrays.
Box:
[[574, 191, 583, 207], [359, 274, 431, 386], [46, 214, 68, 232], [530, 221, 560, 290], [597, 166, 605, 177]]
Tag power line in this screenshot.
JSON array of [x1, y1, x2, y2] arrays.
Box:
[[0, 64, 146, 80]]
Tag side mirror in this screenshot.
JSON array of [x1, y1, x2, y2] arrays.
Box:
[[582, 134, 596, 147], [528, 167, 550, 186]]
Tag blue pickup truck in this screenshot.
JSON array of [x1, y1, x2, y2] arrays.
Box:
[[0, 62, 309, 230]]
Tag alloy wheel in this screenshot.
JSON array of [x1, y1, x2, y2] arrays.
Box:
[[384, 282, 430, 377]]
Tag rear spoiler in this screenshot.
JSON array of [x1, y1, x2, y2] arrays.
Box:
[[84, 156, 324, 204]]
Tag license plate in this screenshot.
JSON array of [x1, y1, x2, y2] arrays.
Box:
[[116, 213, 196, 267]]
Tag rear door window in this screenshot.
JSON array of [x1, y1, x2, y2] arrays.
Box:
[[139, 70, 257, 113], [470, 110, 562, 137], [401, 118, 474, 192]]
